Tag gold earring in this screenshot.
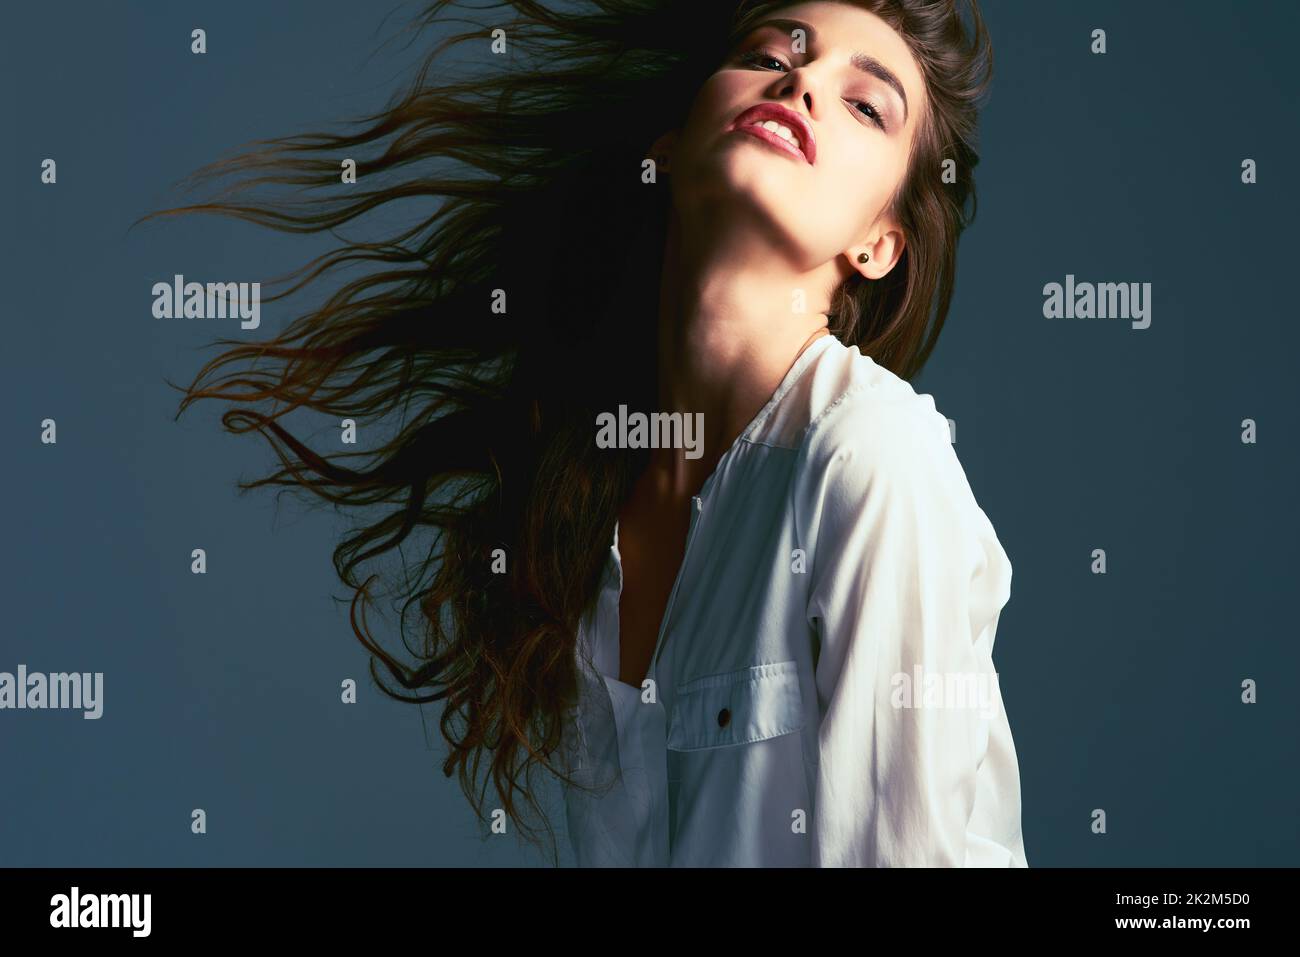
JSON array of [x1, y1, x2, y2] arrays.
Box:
[[857, 252, 870, 263]]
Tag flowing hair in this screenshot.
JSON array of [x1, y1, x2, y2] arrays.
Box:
[[136, 0, 992, 863]]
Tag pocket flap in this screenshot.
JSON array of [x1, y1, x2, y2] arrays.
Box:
[[666, 660, 804, 752]]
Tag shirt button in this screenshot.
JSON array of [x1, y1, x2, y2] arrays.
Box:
[[717, 707, 731, 728]]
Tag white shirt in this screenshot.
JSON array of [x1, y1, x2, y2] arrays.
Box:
[[558, 332, 1028, 867]]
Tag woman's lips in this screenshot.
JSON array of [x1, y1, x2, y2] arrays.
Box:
[[731, 122, 810, 164], [727, 104, 816, 164]]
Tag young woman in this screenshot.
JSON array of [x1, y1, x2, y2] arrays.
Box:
[[148, 0, 1027, 866]]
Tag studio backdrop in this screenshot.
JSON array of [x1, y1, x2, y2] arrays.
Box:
[[1, 0, 1296, 867]]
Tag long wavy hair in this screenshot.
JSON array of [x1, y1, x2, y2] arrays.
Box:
[[137, 0, 992, 863]]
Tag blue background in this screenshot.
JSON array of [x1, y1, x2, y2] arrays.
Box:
[[1, 0, 1296, 866]]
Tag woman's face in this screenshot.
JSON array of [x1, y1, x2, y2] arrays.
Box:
[[664, 1, 927, 275]]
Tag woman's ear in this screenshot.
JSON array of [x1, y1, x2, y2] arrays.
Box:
[[647, 130, 679, 173], [847, 226, 906, 280]]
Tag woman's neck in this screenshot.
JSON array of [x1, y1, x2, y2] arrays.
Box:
[[648, 206, 834, 497]]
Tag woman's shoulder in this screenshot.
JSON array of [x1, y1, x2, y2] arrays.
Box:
[[797, 335, 955, 475], [757, 333, 942, 455], [790, 336, 1010, 579]]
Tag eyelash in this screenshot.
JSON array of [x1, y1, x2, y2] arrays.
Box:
[[737, 47, 887, 131]]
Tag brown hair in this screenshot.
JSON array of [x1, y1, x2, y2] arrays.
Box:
[[136, 0, 992, 863]]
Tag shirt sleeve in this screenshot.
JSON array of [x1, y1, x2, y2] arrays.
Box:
[[799, 393, 1027, 867]]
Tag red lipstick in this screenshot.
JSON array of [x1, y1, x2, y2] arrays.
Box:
[[728, 103, 816, 165]]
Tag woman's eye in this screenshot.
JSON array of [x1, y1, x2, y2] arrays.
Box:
[[850, 99, 887, 131], [739, 49, 787, 71], [738, 47, 888, 132]]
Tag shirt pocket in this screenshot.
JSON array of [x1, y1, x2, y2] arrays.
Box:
[[666, 660, 804, 752]]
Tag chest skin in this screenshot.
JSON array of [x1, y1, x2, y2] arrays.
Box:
[[614, 479, 693, 689]]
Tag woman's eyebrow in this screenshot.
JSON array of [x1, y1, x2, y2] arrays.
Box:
[[748, 16, 909, 124]]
